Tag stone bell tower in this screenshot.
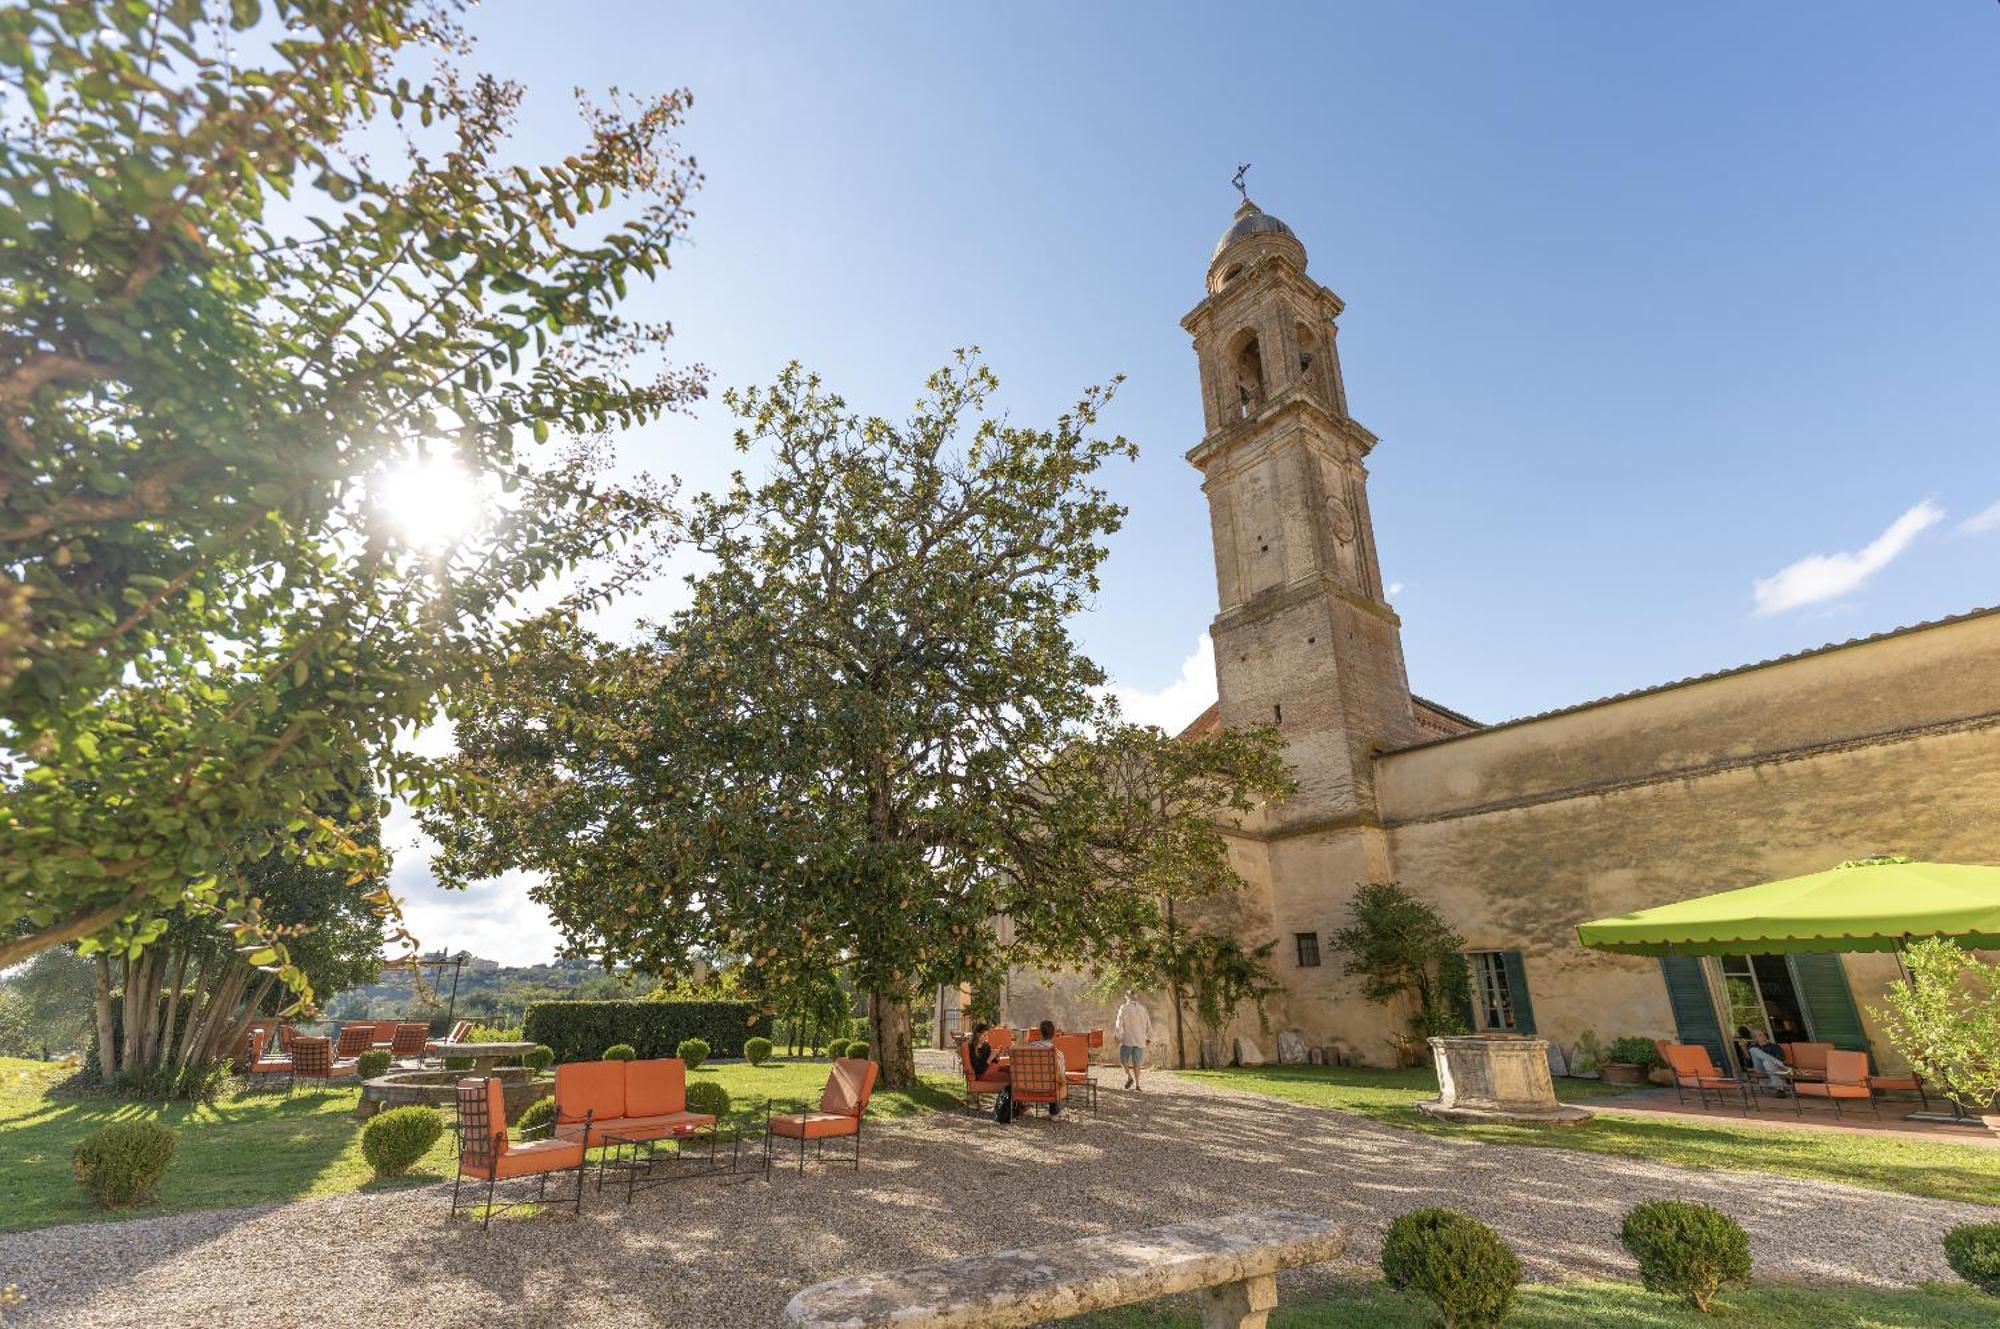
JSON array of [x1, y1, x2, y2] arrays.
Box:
[[1184, 195, 1419, 839]]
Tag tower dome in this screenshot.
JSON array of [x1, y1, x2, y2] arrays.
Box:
[[1210, 198, 1296, 261]]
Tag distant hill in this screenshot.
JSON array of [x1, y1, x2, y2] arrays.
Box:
[[327, 954, 647, 1027]]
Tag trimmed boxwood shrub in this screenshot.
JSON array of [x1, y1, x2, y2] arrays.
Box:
[[1381, 1207, 1519, 1328], [356, 1049, 392, 1080], [1944, 1223, 2000, 1296], [72, 1120, 178, 1208], [743, 1036, 774, 1067], [685, 1079, 731, 1120], [1619, 1200, 1751, 1311], [522, 1000, 768, 1064], [845, 1040, 871, 1061], [521, 1044, 554, 1072], [360, 1106, 445, 1178], [602, 1043, 637, 1061], [675, 1037, 710, 1071], [514, 1095, 557, 1137], [825, 1038, 850, 1061]]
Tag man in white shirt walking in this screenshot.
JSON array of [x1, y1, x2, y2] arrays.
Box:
[[1112, 990, 1152, 1091]]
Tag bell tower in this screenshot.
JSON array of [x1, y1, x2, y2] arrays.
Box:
[[1184, 195, 1418, 832]]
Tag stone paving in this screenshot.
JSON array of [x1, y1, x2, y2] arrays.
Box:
[[0, 1066, 1987, 1329]]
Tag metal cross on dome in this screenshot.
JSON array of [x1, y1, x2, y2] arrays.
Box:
[[1231, 162, 1252, 201]]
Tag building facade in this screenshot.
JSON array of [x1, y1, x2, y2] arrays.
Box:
[[1004, 198, 2000, 1076]]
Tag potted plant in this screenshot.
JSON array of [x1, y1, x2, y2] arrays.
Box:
[[1871, 938, 2000, 1135], [1600, 1036, 1663, 1087]]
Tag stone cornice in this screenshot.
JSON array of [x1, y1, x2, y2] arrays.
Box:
[[1210, 570, 1401, 633], [1186, 391, 1377, 471], [1380, 708, 2000, 829]]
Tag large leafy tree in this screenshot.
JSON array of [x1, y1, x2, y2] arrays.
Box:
[[0, 0, 695, 991], [425, 357, 1291, 1087]]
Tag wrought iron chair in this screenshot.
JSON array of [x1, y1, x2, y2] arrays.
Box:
[[766, 1057, 879, 1175], [287, 1035, 358, 1096], [1008, 1045, 1069, 1120], [449, 1076, 590, 1230]]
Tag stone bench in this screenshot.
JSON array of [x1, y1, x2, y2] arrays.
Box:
[[784, 1209, 1346, 1329]]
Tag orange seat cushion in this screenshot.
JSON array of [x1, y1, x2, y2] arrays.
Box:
[[1795, 1081, 1869, 1099], [1870, 1075, 1920, 1090], [463, 1135, 587, 1180], [770, 1112, 860, 1140], [966, 1077, 1007, 1094], [251, 1059, 293, 1074], [556, 1060, 626, 1126], [624, 1059, 687, 1117]]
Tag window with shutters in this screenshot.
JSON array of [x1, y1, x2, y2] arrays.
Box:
[[1294, 932, 1321, 968], [1469, 950, 1517, 1032]]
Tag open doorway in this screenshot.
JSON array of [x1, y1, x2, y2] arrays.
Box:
[[1718, 953, 1810, 1044]]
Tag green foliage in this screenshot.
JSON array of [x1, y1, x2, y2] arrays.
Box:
[[684, 1079, 731, 1120], [72, 1120, 177, 1208], [675, 1037, 711, 1070], [1605, 1036, 1664, 1069], [1569, 1030, 1604, 1075], [522, 1045, 554, 1073], [1331, 883, 1472, 1044], [1380, 1207, 1520, 1328], [423, 357, 1295, 1089], [513, 1095, 557, 1137], [0, 949, 93, 1058], [846, 1040, 871, 1061], [743, 1036, 774, 1066], [464, 1025, 524, 1044], [359, 1107, 444, 1179], [826, 1038, 851, 1061], [602, 1043, 637, 1061], [1944, 1223, 2000, 1296], [523, 1000, 768, 1064], [1870, 938, 2000, 1114], [443, 1056, 473, 1072], [0, 0, 694, 994], [355, 1050, 391, 1080], [1619, 1200, 1752, 1312]]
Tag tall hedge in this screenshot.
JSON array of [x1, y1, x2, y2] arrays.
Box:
[[523, 1001, 768, 1064]]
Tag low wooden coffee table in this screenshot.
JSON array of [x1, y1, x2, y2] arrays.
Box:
[[600, 1123, 748, 1203]]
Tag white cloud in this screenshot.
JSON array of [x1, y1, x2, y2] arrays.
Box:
[[1960, 501, 2000, 535], [1107, 633, 1217, 734], [1387, 581, 1405, 597], [1751, 500, 1944, 616], [381, 803, 565, 967]]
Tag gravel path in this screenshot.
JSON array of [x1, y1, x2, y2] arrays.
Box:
[[2, 1067, 1985, 1329]]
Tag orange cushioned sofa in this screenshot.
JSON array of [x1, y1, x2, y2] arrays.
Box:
[[551, 1057, 716, 1149]]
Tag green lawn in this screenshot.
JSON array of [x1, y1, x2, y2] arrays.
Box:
[[1179, 1065, 2000, 1208], [1070, 1278, 1997, 1327], [0, 1055, 957, 1233]]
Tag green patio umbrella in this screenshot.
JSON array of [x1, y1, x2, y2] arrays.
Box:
[[1575, 856, 2000, 956]]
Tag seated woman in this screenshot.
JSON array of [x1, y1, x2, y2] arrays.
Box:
[[1734, 1025, 1793, 1095], [967, 1023, 1009, 1082]]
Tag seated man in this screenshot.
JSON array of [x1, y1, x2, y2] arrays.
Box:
[[1735, 1025, 1792, 1095], [1027, 1019, 1066, 1116]]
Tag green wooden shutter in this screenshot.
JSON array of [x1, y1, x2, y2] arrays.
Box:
[[1501, 951, 1536, 1034], [1788, 953, 1869, 1056], [1659, 956, 1726, 1067]]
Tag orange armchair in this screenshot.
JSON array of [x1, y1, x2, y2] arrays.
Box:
[[287, 1035, 358, 1095], [767, 1057, 880, 1175], [1661, 1043, 1754, 1113], [448, 1076, 588, 1229], [1779, 1041, 1833, 1082], [959, 1041, 1009, 1115], [1054, 1033, 1096, 1112], [390, 1022, 430, 1062], [334, 1023, 376, 1059], [1008, 1045, 1069, 1119], [1793, 1049, 1878, 1119]]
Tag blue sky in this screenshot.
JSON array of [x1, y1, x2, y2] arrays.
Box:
[[393, 2, 2000, 964]]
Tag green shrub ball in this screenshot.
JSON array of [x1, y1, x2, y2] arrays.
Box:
[[73, 1120, 178, 1208], [602, 1043, 637, 1061], [742, 1036, 774, 1067], [360, 1106, 445, 1178], [522, 1044, 554, 1072], [1381, 1207, 1520, 1329], [514, 1095, 557, 1137], [355, 1049, 392, 1080], [685, 1079, 731, 1120], [443, 1055, 473, 1072], [675, 1036, 710, 1070], [1944, 1223, 2000, 1296], [825, 1038, 850, 1061], [1619, 1199, 1751, 1312], [845, 1040, 871, 1061], [1604, 1036, 1665, 1069]]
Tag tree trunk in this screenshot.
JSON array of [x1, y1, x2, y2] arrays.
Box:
[[171, 949, 213, 1074], [153, 944, 190, 1076], [92, 955, 116, 1082], [867, 990, 917, 1090], [1166, 895, 1187, 1070]]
